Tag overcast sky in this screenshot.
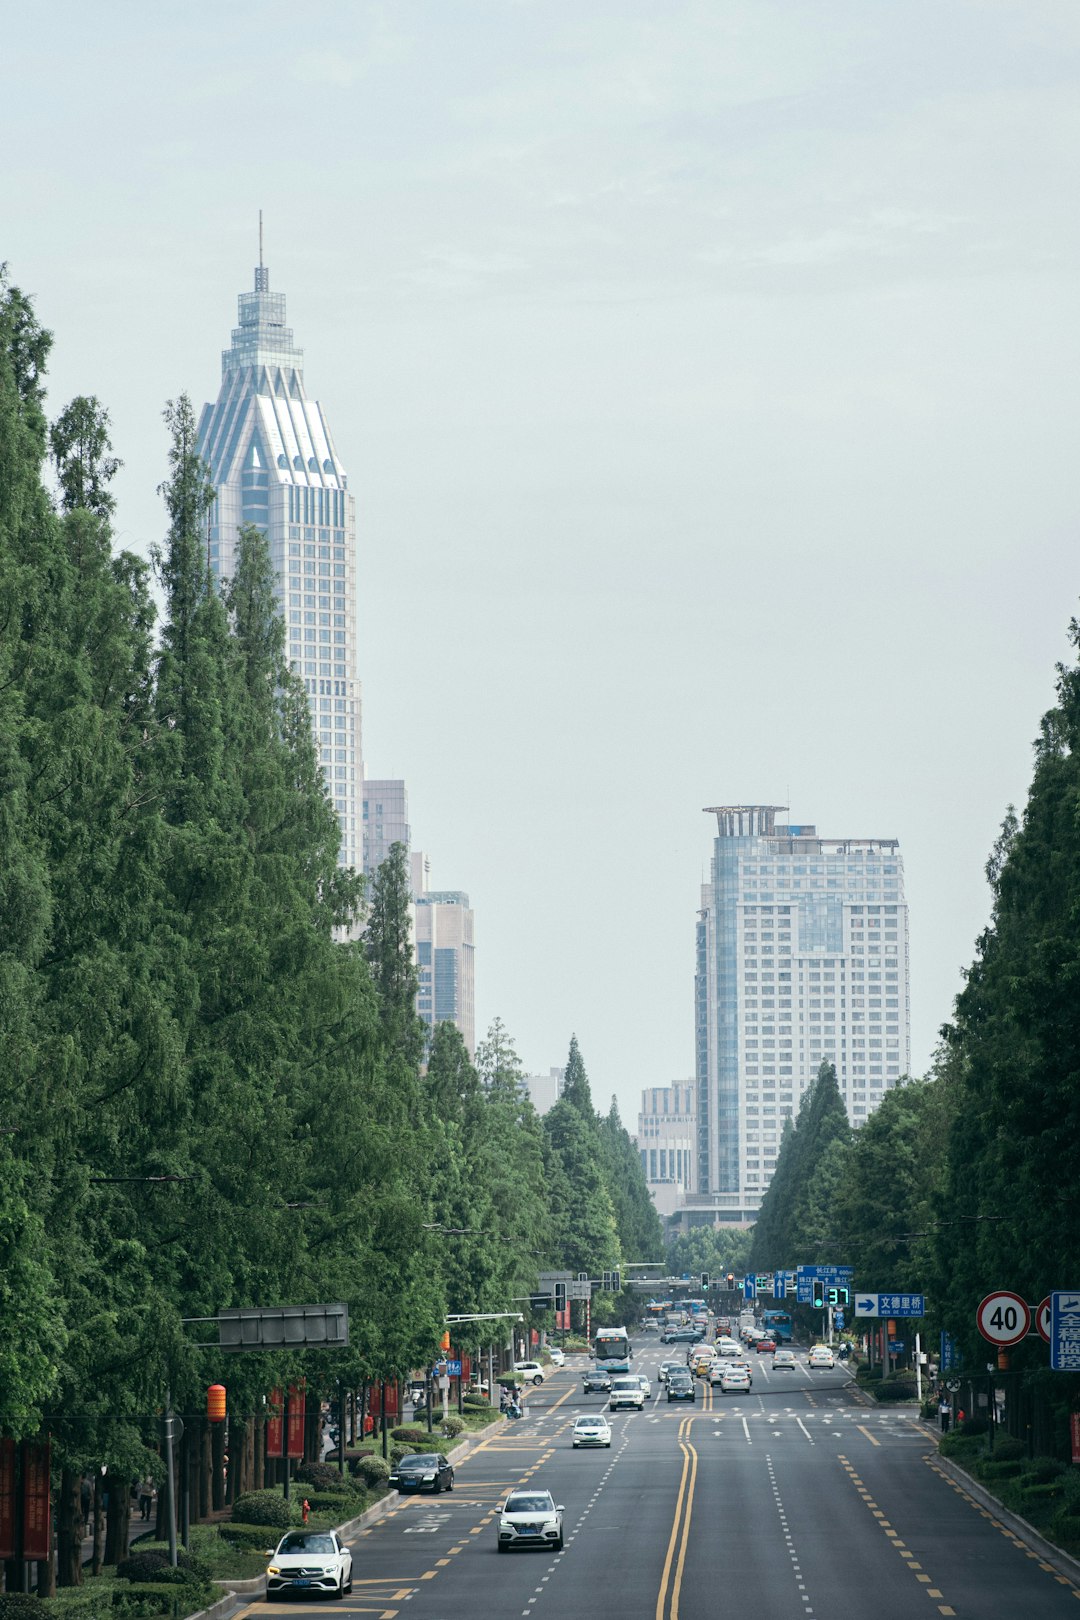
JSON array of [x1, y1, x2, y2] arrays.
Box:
[[5, 1, 1080, 1125]]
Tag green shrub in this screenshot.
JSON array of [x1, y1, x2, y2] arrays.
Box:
[[1049, 1506, 1080, 1550], [441, 1416, 464, 1439], [1022, 1456, 1065, 1484], [303, 1491, 364, 1516], [40, 1587, 114, 1620], [920, 1399, 938, 1421], [1021, 1481, 1065, 1502], [0, 1599, 43, 1620], [218, 1521, 281, 1551], [873, 1379, 917, 1403], [390, 1426, 430, 1444], [296, 1461, 352, 1493], [110, 1581, 208, 1619], [352, 1454, 390, 1488], [989, 1437, 1025, 1462], [978, 1459, 1023, 1480], [232, 1488, 297, 1527], [958, 1416, 988, 1436]]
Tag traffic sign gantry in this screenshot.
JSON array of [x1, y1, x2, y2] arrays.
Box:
[[976, 1290, 1030, 1347]]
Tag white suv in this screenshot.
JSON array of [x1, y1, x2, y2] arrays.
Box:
[[516, 1362, 545, 1385], [609, 1375, 645, 1411]]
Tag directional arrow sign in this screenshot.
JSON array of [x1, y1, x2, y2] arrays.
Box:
[[856, 1295, 881, 1317], [854, 1293, 925, 1318]]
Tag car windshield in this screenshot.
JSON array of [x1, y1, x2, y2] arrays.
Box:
[[399, 1455, 439, 1468], [612, 1378, 637, 1389], [575, 1419, 602, 1429], [279, 1535, 335, 1554], [506, 1495, 554, 1514]]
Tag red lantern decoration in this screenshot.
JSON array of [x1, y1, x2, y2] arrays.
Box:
[[207, 1383, 227, 1422]]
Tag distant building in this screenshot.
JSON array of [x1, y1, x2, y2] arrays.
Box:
[[197, 249, 362, 871], [684, 805, 911, 1224], [637, 1084, 696, 1217], [363, 779, 410, 878], [521, 1067, 566, 1116], [414, 888, 476, 1057]]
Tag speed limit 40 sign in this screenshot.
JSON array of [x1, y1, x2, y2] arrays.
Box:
[[977, 1290, 1030, 1346]]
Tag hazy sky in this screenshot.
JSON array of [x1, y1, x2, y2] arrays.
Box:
[[6, 1, 1080, 1126]]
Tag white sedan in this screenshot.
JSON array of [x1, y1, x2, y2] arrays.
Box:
[[572, 1416, 611, 1448], [498, 1490, 565, 1552], [808, 1345, 835, 1369], [718, 1365, 752, 1395], [266, 1531, 353, 1598]]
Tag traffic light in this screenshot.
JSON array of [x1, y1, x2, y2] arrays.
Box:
[[726, 1272, 735, 1290], [701, 1272, 710, 1291], [554, 1281, 567, 1312], [440, 1329, 452, 1351], [602, 1270, 613, 1291], [812, 1284, 826, 1309], [612, 1268, 621, 1293]]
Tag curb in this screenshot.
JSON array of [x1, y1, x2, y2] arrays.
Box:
[[927, 1445, 1080, 1587], [201, 1419, 503, 1619]]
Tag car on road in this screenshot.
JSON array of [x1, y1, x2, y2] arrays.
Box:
[[772, 1349, 797, 1370], [516, 1362, 546, 1385], [710, 1357, 752, 1387], [266, 1531, 353, 1598], [388, 1453, 455, 1494], [808, 1345, 835, 1369], [634, 1374, 652, 1398], [609, 1375, 646, 1411], [658, 1360, 684, 1383], [498, 1490, 565, 1553], [666, 1372, 695, 1403], [582, 1367, 612, 1393], [719, 1365, 752, 1395], [661, 1326, 701, 1344], [546, 1347, 565, 1367], [692, 1351, 716, 1376], [753, 1335, 777, 1353], [715, 1337, 741, 1358], [572, 1415, 612, 1448]]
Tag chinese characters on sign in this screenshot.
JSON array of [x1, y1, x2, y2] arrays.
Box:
[[1050, 1292, 1080, 1372]]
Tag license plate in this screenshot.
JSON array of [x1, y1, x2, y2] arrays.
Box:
[[293, 1579, 312, 1587]]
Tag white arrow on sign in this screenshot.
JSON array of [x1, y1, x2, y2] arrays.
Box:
[[856, 1296, 881, 1317], [1036, 1294, 1051, 1344]]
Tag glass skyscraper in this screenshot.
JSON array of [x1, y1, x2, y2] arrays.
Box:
[[685, 805, 911, 1224], [197, 255, 362, 871]]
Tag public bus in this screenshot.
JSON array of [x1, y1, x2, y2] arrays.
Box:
[[593, 1326, 632, 1373], [762, 1310, 793, 1343]]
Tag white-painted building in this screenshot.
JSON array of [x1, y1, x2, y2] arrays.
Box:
[[686, 805, 911, 1223], [637, 1084, 696, 1217]]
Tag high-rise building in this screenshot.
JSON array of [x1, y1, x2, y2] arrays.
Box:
[[521, 1067, 566, 1116], [197, 250, 362, 870], [363, 779, 410, 878], [637, 1084, 696, 1217], [687, 805, 910, 1224], [413, 888, 476, 1057]]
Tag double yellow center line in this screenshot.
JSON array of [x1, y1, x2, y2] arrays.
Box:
[[655, 1415, 698, 1620]]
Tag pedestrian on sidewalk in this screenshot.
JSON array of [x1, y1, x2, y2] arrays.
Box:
[[938, 1395, 951, 1433], [137, 1476, 156, 1522]]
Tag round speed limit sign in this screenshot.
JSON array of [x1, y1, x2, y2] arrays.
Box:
[[977, 1290, 1030, 1346]]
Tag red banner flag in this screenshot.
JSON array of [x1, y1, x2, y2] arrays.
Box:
[[0, 1439, 15, 1559], [266, 1389, 284, 1459], [22, 1440, 51, 1561], [286, 1384, 305, 1459], [1071, 1412, 1080, 1466]]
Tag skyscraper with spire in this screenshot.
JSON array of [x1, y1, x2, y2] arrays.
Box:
[[197, 236, 362, 870]]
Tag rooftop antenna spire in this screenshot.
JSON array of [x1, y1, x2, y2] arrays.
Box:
[[255, 210, 268, 292]]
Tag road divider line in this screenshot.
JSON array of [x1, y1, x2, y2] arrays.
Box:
[[655, 1423, 698, 1620], [856, 1425, 881, 1447]]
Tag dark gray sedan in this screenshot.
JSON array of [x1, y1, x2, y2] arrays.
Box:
[[388, 1452, 455, 1494]]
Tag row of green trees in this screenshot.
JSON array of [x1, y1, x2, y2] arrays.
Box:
[[0, 272, 660, 1575], [747, 619, 1080, 1444]]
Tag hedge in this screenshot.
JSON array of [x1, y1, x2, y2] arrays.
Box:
[[232, 1489, 297, 1528], [217, 1522, 284, 1551], [0, 1600, 43, 1620], [352, 1454, 390, 1488]]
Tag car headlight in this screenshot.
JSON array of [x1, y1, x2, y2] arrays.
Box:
[[422, 1472, 436, 1481], [267, 1566, 279, 1576]]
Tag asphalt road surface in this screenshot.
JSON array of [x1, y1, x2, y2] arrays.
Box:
[[241, 1335, 1080, 1620]]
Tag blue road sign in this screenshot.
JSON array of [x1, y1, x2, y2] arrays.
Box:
[[796, 1265, 854, 1280], [940, 1330, 957, 1371], [834, 1310, 845, 1331], [743, 1276, 756, 1301], [1050, 1292, 1080, 1372], [774, 1275, 786, 1299], [854, 1293, 925, 1318], [432, 1359, 463, 1376]]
